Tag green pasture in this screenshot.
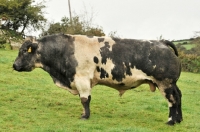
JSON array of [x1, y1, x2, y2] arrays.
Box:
[[0, 50, 200, 132], [181, 44, 196, 50], [173, 40, 195, 50]]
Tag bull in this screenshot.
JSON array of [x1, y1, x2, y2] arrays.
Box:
[[13, 34, 182, 125]]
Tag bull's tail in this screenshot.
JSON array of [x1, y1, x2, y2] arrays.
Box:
[[161, 40, 178, 56]]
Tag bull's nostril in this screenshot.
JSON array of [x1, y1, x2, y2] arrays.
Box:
[[13, 63, 21, 71]]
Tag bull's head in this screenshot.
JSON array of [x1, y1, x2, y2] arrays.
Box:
[[13, 40, 39, 72]]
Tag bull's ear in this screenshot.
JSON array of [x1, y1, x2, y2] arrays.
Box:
[[27, 43, 38, 53], [28, 47, 32, 53]]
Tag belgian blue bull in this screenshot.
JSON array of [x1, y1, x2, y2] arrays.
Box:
[[13, 34, 182, 125]]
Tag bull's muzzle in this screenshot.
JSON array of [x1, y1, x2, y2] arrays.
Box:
[[13, 63, 22, 71]]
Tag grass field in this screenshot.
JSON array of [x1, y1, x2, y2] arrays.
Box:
[[1, 50, 200, 132], [173, 40, 196, 50]]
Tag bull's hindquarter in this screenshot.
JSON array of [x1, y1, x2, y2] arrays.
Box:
[[13, 34, 182, 125]]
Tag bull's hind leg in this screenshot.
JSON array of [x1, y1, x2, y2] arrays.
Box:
[[159, 83, 182, 125], [175, 86, 183, 123]]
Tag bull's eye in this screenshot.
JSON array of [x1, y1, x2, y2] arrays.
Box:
[[22, 49, 27, 53]]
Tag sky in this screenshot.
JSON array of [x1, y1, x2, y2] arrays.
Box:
[[34, 0, 200, 40]]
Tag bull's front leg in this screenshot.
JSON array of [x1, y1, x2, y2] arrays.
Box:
[[75, 76, 92, 119], [80, 95, 91, 119]]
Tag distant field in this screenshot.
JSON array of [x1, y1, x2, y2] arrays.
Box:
[[173, 39, 196, 50], [182, 44, 196, 50], [173, 40, 191, 45], [1, 50, 200, 132]]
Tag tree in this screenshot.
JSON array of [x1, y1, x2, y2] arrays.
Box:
[[108, 31, 120, 38], [191, 37, 200, 56], [0, 0, 47, 38], [41, 16, 105, 37]]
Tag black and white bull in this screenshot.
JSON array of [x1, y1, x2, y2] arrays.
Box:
[[13, 34, 182, 125]]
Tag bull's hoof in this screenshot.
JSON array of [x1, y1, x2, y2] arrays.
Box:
[[176, 120, 181, 123], [166, 120, 175, 126], [176, 118, 183, 123], [80, 117, 88, 120], [80, 115, 89, 120]]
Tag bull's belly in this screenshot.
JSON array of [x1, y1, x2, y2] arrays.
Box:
[[96, 73, 157, 96], [98, 79, 143, 90], [97, 74, 153, 90]]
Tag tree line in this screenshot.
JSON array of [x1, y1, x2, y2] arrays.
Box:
[[176, 38, 200, 73]]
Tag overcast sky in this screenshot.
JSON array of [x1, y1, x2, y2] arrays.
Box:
[[35, 0, 200, 40]]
